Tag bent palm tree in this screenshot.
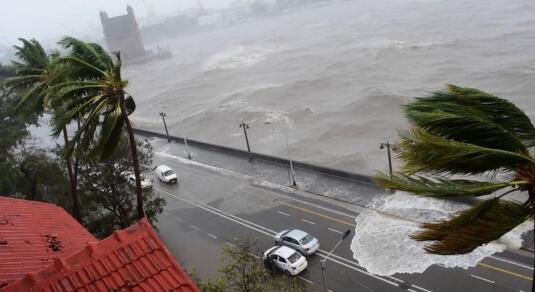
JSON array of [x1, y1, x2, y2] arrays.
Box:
[[375, 85, 535, 289], [5, 38, 81, 221], [51, 36, 145, 219]]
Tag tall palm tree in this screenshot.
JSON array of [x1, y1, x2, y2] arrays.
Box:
[[375, 85, 535, 289], [51, 36, 145, 219], [5, 38, 81, 221]]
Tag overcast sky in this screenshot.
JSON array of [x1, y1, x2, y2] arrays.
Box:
[[0, 0, 233, 47]]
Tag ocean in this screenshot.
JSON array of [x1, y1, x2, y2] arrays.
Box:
[[124, 0, 535, 176]]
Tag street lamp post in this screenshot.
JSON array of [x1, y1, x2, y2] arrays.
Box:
[[184, 136, 192, 159], [282, 118, 297, 187], [380, 141, 393, 178], [239, 122, 251, 153], [159, 112, 170, 142], [321, 229, 351, 292]]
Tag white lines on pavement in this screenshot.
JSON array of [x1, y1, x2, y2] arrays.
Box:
[[328, 228, 343, 234], [189, 225, 199, 230], [328, 290, 334, 292], [277, 211, 291, 217], [298, 276, 313, 285], [207, 233, 218, 239], [302, 219, 316, 225], [489, 255, 534, 270], [470, 274, 495, 284], [174, 218, 183, 222], [154, 187, 429, 292]]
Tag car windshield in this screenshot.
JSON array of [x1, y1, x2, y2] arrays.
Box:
[[288, 252, 301, 264], [163, 170, 174, 176], [300, 234, 314, 245]]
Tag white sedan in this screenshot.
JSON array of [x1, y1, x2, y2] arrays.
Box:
[[154, 165, 178, 184], [263, 246, 308, 276], [274, 229, 320, 255], [123, 172, 153, 190]]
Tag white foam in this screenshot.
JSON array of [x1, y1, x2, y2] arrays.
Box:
[[350, 192, 532, 276], [204, 45, 281, 70]]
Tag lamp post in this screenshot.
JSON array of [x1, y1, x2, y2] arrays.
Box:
[[159, 112, 170, 142], [184, 136, 192, 159], [379, 141, 393, 178], [239, 122, 251, 153], [321, 229, 351, 292], [282, 117, 297, 187]]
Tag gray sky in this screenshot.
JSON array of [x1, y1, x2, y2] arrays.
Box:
[[0, 0, 232, 46]]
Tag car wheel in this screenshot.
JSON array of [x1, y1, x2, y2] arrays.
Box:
[[284, 270, 291, 276], [275, 241, 280, 246]]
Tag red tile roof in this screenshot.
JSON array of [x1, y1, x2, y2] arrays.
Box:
[[2, 218, 199, 292], [0, 196, 97, 288]]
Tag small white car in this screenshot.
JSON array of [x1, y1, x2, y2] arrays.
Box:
[[154, 165, 178, 184], [123, 172, 153, 190], [274, 229, 320, 255], [263, 246, 308, 276]]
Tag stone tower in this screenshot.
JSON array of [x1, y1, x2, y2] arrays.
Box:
[[99, 5, 145, 64]]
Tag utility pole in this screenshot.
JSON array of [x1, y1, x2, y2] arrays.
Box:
[[184, 136, 192, 159], [282, 118, 297, 187], [321, 230, 351, 292], [239, 122, 251, 153], [159, 112, 170, 142], [380, 141, 393, 178]]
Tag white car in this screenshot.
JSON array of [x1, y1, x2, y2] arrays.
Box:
[[123, 172, 153, 190], [274, 229, 320, 255], [263, 246, 308, 276], [154, 165, 178, 184]]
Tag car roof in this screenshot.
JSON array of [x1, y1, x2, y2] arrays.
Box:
[[273, 246, 296, 258], [287, 229, 308, 240], [157, 165, 172, 172]]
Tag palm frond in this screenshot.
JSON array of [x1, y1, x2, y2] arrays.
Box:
[[374, 172, 521, 198], [411, 198, 532, 254], [407, 85, 535, 148], [397, 128, 535, 175]]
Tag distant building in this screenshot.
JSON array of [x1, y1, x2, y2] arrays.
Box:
[[100, 5, 146, 64]]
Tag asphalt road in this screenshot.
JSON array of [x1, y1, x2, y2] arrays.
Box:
[[150, 143, 534, 292]]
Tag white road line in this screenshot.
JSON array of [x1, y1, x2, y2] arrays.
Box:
[[278, 211, 291, 216], [154, 187, 426, 292], [302, 219, 316, 225], [470, 274, 495, 284], [298, 276, 313, 285], [328, 290, 334, 292], [207, 233, 218, 239], [489, 256, 534, 270], [174, 218, 183, 222], [328, 228, 343, 234], [189, 225, 199, 230]]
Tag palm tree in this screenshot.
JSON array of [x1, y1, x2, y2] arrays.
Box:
[[375, 85, 535, 289], [51, 36, 145, 219], [5, 38, 81, 221]]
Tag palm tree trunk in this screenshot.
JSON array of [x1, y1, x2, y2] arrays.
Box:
[[120, 96, 145, 219], [530, 190, 535, 292], [62, 127, 81, 221]]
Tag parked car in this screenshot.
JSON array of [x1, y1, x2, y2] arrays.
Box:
[[154, 165, 178, 184], [274, 229, 320, 255], [263, 246, 308, 276], [123, 172, 153, 190]]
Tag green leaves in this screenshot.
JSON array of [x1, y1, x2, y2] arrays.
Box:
[[411, 198, 532, 255], [396, 128, 535, 175], [374, 172, 519, 198]]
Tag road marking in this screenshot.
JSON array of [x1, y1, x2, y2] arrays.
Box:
[[280, 202, 355, 227], [470, 274, 495, 284], [478, 263, 532, 281], [189, 225, 199, 230], [328, 290, 334, 292], [207, 233, 218, 239], [489, 256, 534, 270], [328, 228, 343, 234], [174, 218, 183, 222], [154, 187, 424, 292], [298, 276, 313, 285], [277, 211, 291, 217], [302, 219, 316, 225]]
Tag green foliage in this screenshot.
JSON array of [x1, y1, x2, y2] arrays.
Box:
[[375, 85, 535, 256], [411, 199, 532, 254], [77, 137, 165, 239], [195, 239, 307, 292]]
